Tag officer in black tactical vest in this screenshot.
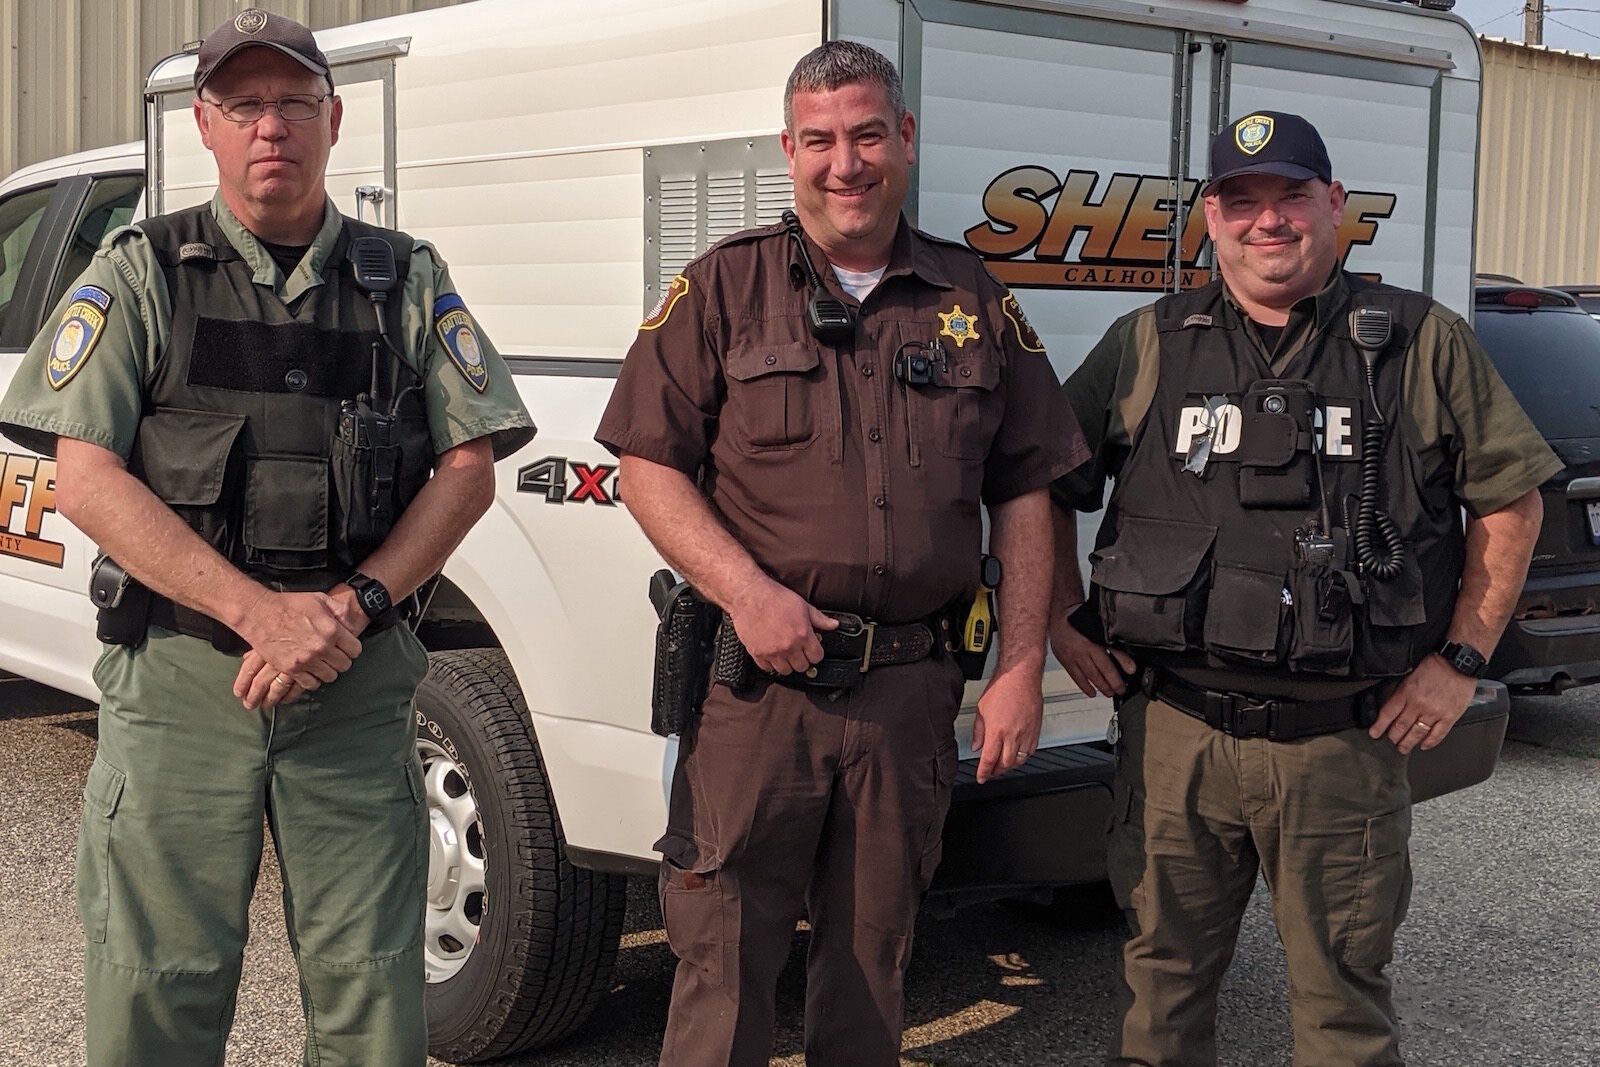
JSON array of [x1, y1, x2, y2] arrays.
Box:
[[1048, 112, 1558, 1065], [0, 10, 532, 1066]]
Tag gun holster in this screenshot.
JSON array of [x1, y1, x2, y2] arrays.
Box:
[[649, 570, 719, 737], [90, 554, 152, 647]]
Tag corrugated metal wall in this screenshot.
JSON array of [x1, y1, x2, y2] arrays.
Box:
[[1478, 37, 1600, 286], [0, 0, 473, 179]]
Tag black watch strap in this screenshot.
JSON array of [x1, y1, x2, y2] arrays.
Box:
[[1438, 640, 1489, 679], [347, 572, 398, 627]]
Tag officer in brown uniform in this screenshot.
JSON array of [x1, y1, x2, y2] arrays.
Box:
[[1049, 112, 1558, 1065], [597, 41, 1085, 1067]]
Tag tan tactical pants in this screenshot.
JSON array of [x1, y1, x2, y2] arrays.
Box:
[[78, 624, 431, 1067], [654, 656, 965, 1067], [1107, 693, 1413, 1067]]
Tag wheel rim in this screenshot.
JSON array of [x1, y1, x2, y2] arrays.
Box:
[[418, 737, 487, 983]]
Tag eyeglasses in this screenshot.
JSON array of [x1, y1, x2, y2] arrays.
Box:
[[204, 93, 330, 124]]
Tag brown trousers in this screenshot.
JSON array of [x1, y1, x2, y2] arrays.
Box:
[[1107, 694, 1414, 1067], [655, 657, 964, 1067]]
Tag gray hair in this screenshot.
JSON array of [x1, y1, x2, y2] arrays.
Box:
[[783, 41, 906, 130]]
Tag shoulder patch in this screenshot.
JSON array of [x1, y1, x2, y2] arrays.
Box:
[[641, 274, 690, 331], [47, 285, 113, 391], [433, 293, 488, 394], [1001, 293, 1046, 354]]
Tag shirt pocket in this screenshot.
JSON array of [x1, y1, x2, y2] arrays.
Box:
[[724, 341, 822, 453], [895, 323, 1003, 466]]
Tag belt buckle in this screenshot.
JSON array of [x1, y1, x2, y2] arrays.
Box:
[[1234, 697, 1277, 739], [858, 620, 876, 673]]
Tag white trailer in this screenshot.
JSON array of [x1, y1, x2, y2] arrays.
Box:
[[0, 0, 1503, 1060]]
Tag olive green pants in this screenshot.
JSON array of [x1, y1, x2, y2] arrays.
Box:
[[78, 624, 431, 1067], [1107, 694, 1413, 1067]]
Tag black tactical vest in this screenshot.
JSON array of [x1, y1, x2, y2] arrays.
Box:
[[131, 206, 432, 591], [1092, 276, 1465, 681]]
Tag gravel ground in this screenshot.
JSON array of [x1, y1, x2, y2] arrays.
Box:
[[1, 678, 1596, 1066]]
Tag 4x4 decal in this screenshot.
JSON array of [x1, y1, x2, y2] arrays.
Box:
[[516, 455, 621, 506]]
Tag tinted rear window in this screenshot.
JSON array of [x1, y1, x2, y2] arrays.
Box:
[[1473, 307, 1600, 441]]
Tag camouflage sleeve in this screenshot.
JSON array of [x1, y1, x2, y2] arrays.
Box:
[[1405, 307, 1563, 517], [405, 241, 536, 461], [0, 228, 167, 458], [1050, 306, 1158, 513]]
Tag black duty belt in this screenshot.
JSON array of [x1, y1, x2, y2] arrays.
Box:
[[716, 610, 944, 691], [149, 591, 410, 657], [1141, 666, 1394, 741]]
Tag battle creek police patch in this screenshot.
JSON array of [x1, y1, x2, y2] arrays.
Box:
[[1235, 114, 1274, 156], [47, 285, 112, 391], [937, 304, 980, 348], [434, 294, 488, 393]]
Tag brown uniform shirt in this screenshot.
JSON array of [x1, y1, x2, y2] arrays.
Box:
[[597, 217, 1087, 623]]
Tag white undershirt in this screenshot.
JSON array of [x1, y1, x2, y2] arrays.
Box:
[[831, 264, 887, 301]]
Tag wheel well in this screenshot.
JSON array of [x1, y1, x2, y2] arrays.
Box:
[[415, 576, 501, 652]]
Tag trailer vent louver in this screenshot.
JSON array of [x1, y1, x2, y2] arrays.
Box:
[[644, 137, 793, 313]]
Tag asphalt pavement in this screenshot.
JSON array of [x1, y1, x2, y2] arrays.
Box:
[[2, 677, 1596, 1066]]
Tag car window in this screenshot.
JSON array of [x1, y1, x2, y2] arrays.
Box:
[[45, 174, 144, 313], [0, 184, 59, 337], [1474, 307, 1600, 441]]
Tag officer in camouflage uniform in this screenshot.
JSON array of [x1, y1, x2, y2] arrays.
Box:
[[1048, 112, 1558, 1065], [0, 11, 532, 1066]]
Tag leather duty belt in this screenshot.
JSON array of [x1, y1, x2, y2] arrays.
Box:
[[717, 610, 943, 691], [1141, 667, 1394, 742]]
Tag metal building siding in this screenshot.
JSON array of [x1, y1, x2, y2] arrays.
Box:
[[0, 0, 472, 179], [1478, 37, 1600, 286]]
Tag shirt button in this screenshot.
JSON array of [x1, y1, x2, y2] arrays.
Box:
[[960, 366, 972, 378], [873, 564, 886, 576], [875, 495, 886, 508], [868, 428, 881, 442], [862, 365, 875, 377]]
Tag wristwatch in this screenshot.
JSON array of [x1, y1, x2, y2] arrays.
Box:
[[1438, 640, 1489, 679], [347, 572, 398, 628]]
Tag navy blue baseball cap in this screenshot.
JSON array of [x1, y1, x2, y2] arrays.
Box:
[[1203, 111, 1332, 196]]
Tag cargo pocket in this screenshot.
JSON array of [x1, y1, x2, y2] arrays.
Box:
[[1341, 806, 1413, 970], [76, 758, 127, 945], [1204, 561, 1289, 666], [1105, 773, 1143, 914], [243, 455, 330, 571], [403, 758, 429, 931], [658, 834, 726, 989], [1287, 560, 1354, 674], [1357, 550, 1428, 675], [135, 407, 246, 550], [725, 342, 822, 452], [1092, 516, 1217, 651]]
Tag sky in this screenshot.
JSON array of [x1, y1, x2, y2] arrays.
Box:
[[1450, 0, 1600, 54]]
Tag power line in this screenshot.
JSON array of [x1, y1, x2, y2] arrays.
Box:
[[1545, 13, 1600, 41]]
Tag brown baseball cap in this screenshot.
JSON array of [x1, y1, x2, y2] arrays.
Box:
[[194, 8, 332, 94]]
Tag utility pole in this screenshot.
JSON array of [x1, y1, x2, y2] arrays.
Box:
[[1525, 0, 1545, 46]]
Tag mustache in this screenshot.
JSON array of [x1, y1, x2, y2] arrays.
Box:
[[1240, 228, 1299, 245]]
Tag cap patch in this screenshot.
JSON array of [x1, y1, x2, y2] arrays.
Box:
[[1001, 293, 1045, 354], [235, 9, 268, 34], [937, 304, 980, 349], [641, 275, 689, 331], [1235, 114, 1274, 156], [47, 285, 113, 391], [434, 294, 488, 393]]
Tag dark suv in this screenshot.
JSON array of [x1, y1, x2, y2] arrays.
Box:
[[1472, 286, 1600, 692], [1552, 285, 1600, 321]]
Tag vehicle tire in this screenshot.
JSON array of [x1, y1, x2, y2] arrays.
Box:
[[415, 648, 627, 1063]]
